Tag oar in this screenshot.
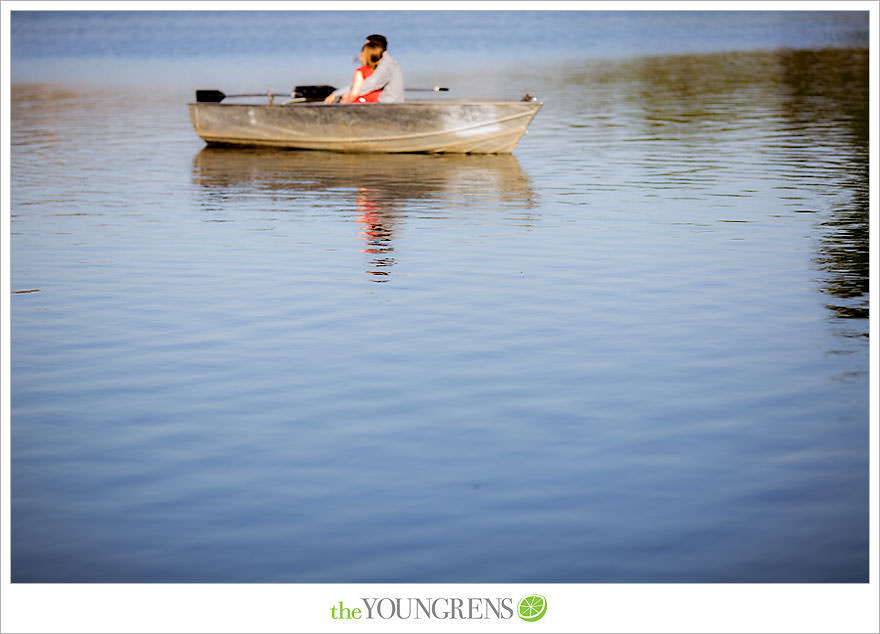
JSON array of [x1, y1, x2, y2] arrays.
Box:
[[197, 85, 338, 103], [196, 89, 286, 103], [196, 85, 450, 103]]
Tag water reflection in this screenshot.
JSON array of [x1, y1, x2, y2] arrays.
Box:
[[355, 186, 397, 281], [774, 49, 870, 327], [547, 48, 869, 331], [191, 148, 537, 281]]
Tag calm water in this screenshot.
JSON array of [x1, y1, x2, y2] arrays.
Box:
[[9, 11, 870, 582]]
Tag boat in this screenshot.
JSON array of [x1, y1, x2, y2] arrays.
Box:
[[188, 89, 542, 154]]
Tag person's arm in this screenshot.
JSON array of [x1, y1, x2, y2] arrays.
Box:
[[340, 70, 365, 104], [324, 83, 351, 104], [357, 59, 391, 95]]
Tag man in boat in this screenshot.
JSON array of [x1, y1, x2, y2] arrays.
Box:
[[324, 34, 404, 104]]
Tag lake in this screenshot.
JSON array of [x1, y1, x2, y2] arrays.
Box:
[[8, 10, 871, 584]]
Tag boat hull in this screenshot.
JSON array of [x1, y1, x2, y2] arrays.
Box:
[[188, 100, 542, 154]]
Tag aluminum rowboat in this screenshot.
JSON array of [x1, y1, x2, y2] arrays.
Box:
[[187, 99, 542, 154]]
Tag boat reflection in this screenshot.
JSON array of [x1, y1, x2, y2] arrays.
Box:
[[191, 148, 537, 281], [354, 185, 397, 280]]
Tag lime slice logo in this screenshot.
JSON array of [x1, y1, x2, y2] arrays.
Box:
[[517, 595, 547, 622]]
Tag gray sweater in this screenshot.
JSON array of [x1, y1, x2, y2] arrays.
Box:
[[333, 52, 404, 103]]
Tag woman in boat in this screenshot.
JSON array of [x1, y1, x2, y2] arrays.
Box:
[[339, 42, 384, 104]]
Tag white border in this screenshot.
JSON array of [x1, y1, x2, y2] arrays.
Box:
[[2, 2, 878, 633]]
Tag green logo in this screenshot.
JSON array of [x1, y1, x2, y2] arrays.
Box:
[[517, 595, 547, 622]]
